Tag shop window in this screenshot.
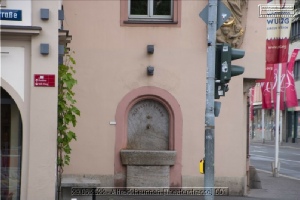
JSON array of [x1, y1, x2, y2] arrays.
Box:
[[1, 88, 22, 200], [120, 0, 181, 26], [294, 60, 300, 81]]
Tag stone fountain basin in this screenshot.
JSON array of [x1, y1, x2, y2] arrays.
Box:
[[120, 150, 176, 166]]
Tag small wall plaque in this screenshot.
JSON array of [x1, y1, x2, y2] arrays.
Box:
[[34, 74, 55, 87]]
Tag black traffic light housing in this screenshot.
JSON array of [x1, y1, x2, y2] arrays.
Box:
[[215, 43, 245, 99]]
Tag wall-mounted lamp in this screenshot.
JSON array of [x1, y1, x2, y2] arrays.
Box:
[[147, 45, 154, 54], [147, 66, 154, 76]]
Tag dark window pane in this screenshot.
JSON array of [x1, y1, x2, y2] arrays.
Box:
[[294, 60, 300, 81], [153, 0, 171, 15], [295, 60, 300, 81], [130, 0, 148, 15]]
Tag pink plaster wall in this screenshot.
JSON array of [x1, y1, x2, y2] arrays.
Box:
[[62, 0, 266, 185]]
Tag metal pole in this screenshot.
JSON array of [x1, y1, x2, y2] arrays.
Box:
[[262, 109, 265, 143], [205, 0, 217, 199], [279, 110, 283, 144], [273, 63, 281, 177]]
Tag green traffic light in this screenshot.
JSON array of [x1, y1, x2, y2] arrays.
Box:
[[231, 65, 245, 77], [231, 48, 245, 60], [214, 43, 245, 99]]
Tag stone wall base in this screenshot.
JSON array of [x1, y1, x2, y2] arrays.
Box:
[[182, 175, 246, 196], [127, 166, 170, 187], [61, 174, 246, 199]]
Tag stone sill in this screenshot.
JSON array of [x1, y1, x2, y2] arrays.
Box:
[[61, 176, 101, 187], [120, 150, 176, 166]]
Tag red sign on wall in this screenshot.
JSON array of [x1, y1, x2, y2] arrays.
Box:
[[34, 74, 55, 87]]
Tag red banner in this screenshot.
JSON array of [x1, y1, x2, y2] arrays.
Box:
[[265, 0, 294, 81], [266, 0, 280, 72], [261, 82, 273, 109], [262, 0, 295, 109], [272, 63, 287, 110], [278, 0, 294, 63], [265, 64, 274, 82], [279, 38, 290, 63], [285, 49, 299, 108]]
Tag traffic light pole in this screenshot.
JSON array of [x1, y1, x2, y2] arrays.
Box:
[[204, 0, 218, 199], [273, 63, 282, 177]]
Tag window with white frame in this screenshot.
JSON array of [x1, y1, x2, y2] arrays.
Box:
[[128, 0, 173, 21]]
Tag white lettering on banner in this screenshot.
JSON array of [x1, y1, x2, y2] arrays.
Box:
[[261, 82, 271, 93], [267, 45, 287, 50], [273, 65, 294, 92], [285, 70, 295, 90]]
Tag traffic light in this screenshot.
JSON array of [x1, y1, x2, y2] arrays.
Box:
[[215, 43, 245, 99]]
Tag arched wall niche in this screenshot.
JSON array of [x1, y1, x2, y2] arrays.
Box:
[[1, 79, 24, 117], [114, 86, 183, 187], [1, 80, 24, 199]]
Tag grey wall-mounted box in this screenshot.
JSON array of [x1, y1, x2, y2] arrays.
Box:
[[147, 66, 154, 76], [40, 8, 49, 20], [147, 45, 154, 54], [58, 55, 64, 65], [40, 43, 49, 55], [59, 45, 65, 55], [58, 10, 64, 20]]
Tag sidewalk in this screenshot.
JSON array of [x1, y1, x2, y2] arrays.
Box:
[[93, 170, 300, 200], [251, 139, 300, 149], [246, 170, 300, 200], [74, 141, 300, 200]]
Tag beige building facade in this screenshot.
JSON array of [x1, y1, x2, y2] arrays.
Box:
[[1, 0, 70, 199], [61, 0, 266, 197]]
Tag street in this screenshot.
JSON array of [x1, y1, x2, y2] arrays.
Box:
[[250, 142, 300, 180]]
